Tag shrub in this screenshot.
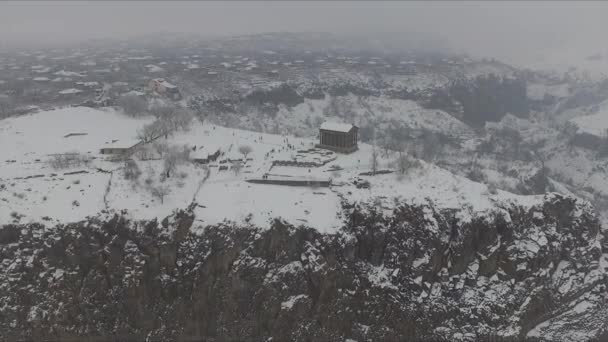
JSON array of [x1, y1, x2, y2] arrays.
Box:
[[467, 168, 486, 183], [487, 183, 499, 195], [238, 145, 253, 159], [124, 159, 142, 180], [395, 153, 421, 175], [48, 152, 91, 169], [117, 94, 148, 116]]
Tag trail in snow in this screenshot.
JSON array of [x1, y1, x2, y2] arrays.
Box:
[[191, 166, 211, 205]]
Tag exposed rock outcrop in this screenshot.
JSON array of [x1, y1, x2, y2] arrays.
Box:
[[0, 194, 606, 341]]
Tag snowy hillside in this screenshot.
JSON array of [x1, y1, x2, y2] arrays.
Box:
[[1, 106, 541, 232], [569, 99, 608, 137], [206, 94, 474, 141]]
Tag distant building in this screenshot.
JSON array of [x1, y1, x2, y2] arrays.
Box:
[[100, 139, 143, 155], [317, 122, 358, 153], [148, 78, 181, 100]]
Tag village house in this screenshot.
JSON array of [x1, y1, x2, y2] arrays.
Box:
[[317, 121, 358, 153], [100, 139, 143, 155], [148, 78, 181, 100]]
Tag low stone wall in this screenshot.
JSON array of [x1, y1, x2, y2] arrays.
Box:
[[272, 160, 323, 168], [246, 178, 331, 187], [271, 156, 337, 168], [316, 143, 358, 154]]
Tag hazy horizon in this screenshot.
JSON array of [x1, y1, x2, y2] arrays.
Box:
[[2, 1, 608, 68]]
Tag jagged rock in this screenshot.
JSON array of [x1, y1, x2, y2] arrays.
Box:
[[0, 194, 606, 341]]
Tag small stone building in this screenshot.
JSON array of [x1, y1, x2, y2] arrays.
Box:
[[317, 122, 358, 153], [100, 139, 143, 155], [191, 145, 221, 164]]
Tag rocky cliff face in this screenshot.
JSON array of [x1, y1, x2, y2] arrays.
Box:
[[1, 194, 606, 341]]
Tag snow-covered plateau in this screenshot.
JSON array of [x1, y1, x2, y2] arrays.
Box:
[[0, 107, 540, 230], [1, 106, 607, 341]]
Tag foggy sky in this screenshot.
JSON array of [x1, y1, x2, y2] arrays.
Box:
[[1, 1, 608, 67]]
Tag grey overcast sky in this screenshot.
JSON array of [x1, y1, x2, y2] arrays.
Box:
[[1, 1, 607, 67]]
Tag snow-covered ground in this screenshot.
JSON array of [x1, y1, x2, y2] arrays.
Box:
[[0, 107, 153, 175], [0, 106, 544, 232], [0, 107, 153, 223], [527, 83, 570, 101], [569, 100, 608, 137]]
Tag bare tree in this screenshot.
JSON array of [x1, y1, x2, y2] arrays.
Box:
[[525, 136, 549, 194], [137, 122, 159, 143], [152, 141, 169, 158], [313, 116, 325, 128], [48, 152, 91, 169], [238, 145, 253, 159], [118, 95, 148, 117], [381, 136, 394, 159], [0, 98, 15, 119], [137, 120, 170, 143], [600, 128, 608, 157], [323, 96, 355, 122], [561, 121, 578, 152], [368, 129, 379, 175], [171, 109, 194, 131], [396, 150, 417, 175], [23, 88, 43, 104], [139, 106, 192, 142], [4, 79, 27, 97], [421, 129, 441, 162], [162, 144, 190, 178], [150, 103, 178, 124], [178, 144, 191, 161], [123, 159, 141, 180], [151, 185, 170, 204], [231, 160, 243, 176], [467, 156, 485, 183], [134, 146, 154, 160], [163, 152, 179, 179], [532, 148, 549, 194], [370, 144, 379, 175]]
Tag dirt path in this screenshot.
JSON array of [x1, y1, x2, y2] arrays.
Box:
[[102, 171, 114, 210], [191, 166, 211, 205]]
